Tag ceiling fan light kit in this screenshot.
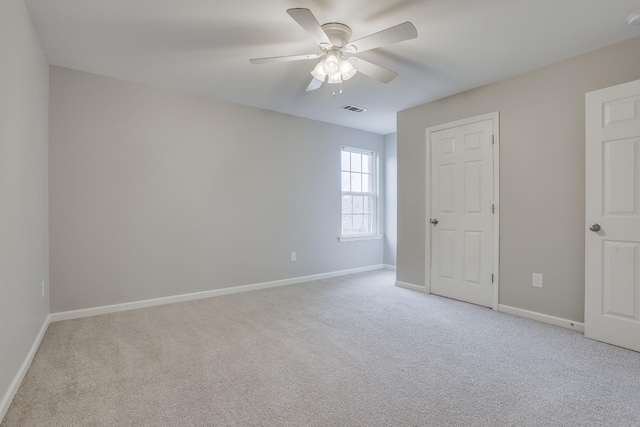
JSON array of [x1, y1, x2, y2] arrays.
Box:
[[311, 49, 357, 86], [250, 8, 417, 94]]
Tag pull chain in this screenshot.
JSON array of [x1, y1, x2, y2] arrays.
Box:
[[332, 82, 344, 97]]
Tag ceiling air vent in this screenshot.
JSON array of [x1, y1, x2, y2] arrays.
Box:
[[341, 104, 367, 113]]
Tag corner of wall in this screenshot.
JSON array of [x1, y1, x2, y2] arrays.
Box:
[[0, 0, 51, 421]]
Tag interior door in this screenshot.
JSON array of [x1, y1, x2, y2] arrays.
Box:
[[430, 118, 495, 308], [585, 79, 640, 352]]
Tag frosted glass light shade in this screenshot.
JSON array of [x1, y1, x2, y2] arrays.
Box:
[[323, 52, 340, 76], [340, 59, 357, 81], [328, 73, 343, 84], [311, 61, 327, 81]]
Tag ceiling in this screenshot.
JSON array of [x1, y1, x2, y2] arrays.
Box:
[[25, 0, 640, 135]]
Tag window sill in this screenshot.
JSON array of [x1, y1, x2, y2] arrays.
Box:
[[338, 234, 382, 243]]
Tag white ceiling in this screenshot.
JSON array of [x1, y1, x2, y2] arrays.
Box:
[[25, 0, 640, 135]]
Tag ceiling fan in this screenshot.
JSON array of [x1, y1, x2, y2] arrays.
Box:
[[250, 8, 417, 92]]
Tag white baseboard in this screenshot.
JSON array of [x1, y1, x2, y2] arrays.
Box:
[[395, 281, 426, 293], [498, 304, 584, 332], [0, 315, 50, 422], [51, 264, 384, 322], [383, 264, 397, 271]]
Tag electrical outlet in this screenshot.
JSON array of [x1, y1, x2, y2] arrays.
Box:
[[41, 280, 45, 298], [532, 273, 543, 288], [290, 252, 297, 262]]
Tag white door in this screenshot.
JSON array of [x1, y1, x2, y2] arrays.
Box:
[[429, 117, 496, 308], [585, 79, 640, 352]]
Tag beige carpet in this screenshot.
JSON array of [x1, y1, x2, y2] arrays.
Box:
[[3, 270, 640, 426]]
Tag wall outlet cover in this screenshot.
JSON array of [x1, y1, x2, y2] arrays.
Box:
[[532, 273, 543, 288]]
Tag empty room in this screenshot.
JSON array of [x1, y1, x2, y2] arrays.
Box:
[[2, 0, 640, 425]]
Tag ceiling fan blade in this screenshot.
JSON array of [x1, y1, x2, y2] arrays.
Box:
[[287, 8, 332, 46], [351, 58, 397, 83], [306, 77, 324, 91], [250, 53, 321, 65], [348, 22, 417, 53]]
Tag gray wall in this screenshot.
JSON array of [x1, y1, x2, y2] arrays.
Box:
[[397, 36, 640, 323], [383, 133, 397, 267], [0, 0, 50, 416], [49, 66, 384, 313]]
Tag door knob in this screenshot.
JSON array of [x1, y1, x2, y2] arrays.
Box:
[[589, 223, 601, 232], [430, 218, 438, 225]]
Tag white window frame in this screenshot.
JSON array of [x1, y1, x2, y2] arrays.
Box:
[[339, 146, 382, 242]]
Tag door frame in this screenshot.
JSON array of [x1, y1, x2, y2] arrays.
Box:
[[425, 112, 500, 310]]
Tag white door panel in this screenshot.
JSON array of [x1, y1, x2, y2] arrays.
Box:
[[429, 118, 495, 308], [585, 79, 640, 352]]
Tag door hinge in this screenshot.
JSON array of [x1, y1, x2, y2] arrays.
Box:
[[492, 135, 495, 145], [492, 204, 495, 214], [491, 274, 494, 283]]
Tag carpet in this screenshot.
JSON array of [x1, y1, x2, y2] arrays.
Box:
[[3, 270, 639, 426]]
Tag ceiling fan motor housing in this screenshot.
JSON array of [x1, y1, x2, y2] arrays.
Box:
[[320, 23, 353, 49]]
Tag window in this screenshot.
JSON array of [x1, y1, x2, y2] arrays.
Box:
[[340, 147, 379, 240]]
